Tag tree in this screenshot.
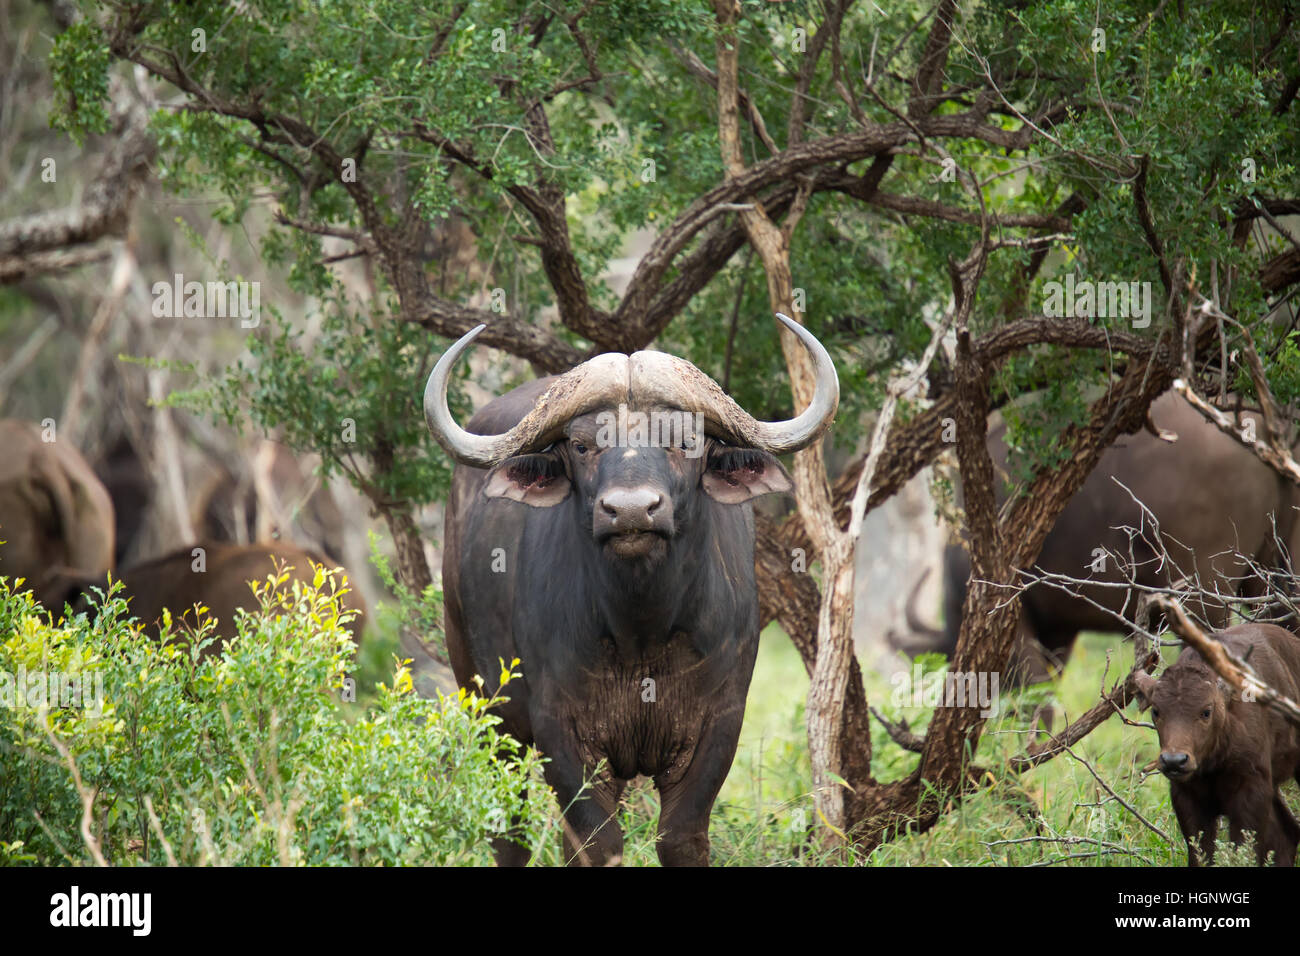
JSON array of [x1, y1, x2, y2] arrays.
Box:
[[32, 0, 1300, 853]]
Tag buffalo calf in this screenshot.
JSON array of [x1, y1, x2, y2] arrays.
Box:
[[1136, 623, 1300, 866]]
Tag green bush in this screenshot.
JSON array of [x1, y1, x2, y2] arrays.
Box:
[[0, 568, 545, 866]]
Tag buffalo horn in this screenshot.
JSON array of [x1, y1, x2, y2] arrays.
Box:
[[423, 325, 629, 467], [424, 313, 838, 466], [629, 312, 838, 454]]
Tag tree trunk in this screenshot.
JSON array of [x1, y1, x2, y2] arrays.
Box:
[[712, 0, 864, 837]]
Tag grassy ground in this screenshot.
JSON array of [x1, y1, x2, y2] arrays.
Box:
[[361, 614, 1294, 865], [603, 627, 1296, 866]]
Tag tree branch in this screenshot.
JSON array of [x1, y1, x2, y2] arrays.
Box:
[[0, 80, 152, 273]]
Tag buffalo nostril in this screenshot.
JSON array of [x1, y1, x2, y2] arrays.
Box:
[[599, 488, 661, 526], [1159, 751, 1190, 772]]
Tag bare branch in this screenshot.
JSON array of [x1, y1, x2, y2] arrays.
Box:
[[869, 707, 925, 753], [671, 44, 779, 155], [1010, 645, 1161, 772], [1172, 378, 1300, 484]]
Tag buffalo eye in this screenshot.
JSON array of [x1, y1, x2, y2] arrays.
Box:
[[572, 441, 588, 455], [1151, 707, 1159, 719], [1200, 708, 1211, 719]]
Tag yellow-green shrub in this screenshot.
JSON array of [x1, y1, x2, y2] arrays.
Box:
[[0, 569, 543, 866]]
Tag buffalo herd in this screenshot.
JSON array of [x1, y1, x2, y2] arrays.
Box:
[[0, 419, 364, 655], [7, 319, 1300, 866]]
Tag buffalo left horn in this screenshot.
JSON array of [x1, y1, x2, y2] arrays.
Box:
[[629, 312, 838, 454]]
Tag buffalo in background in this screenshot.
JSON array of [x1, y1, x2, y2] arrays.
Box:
[[194, 442, 349, 566], [893, 392, 1300, 683], [48, 539, 366, 654], [1, 417, 366, 654], [0, 419, 115, 607], [93, 434, 151, 569], [429, 315, 838, 866]]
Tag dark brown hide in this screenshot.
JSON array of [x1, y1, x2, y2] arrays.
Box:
[[1136, 623, 1300, 866], [897, 393, 1297, 683], [195, 444, 346, 564], [84, 540, 364, 654], [93, 435, 151, 568]]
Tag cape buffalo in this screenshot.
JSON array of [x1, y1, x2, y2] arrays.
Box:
[[893, 393, 1298, 683], [0, 420, 115, 607], [54, 540, 365, 654], [1135, 623, 1300, 866], [427, 314, 837, 866]]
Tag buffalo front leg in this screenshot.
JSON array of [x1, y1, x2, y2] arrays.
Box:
[[536, 736, 625, 866], [1170, 786, 1217, 867], [490, 781, 531, 867], [557, 772, 625, 867], [654, 713, 744, 867], [1271, 794, 1299, 867], [491, 836, 531, 867], [1224, 781, 1282, 865]]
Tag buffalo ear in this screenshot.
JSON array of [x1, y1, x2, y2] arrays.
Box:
[[702, 447, 793, 504], [483, 453, 571, 507], [1133, 670, 1158, 713]]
